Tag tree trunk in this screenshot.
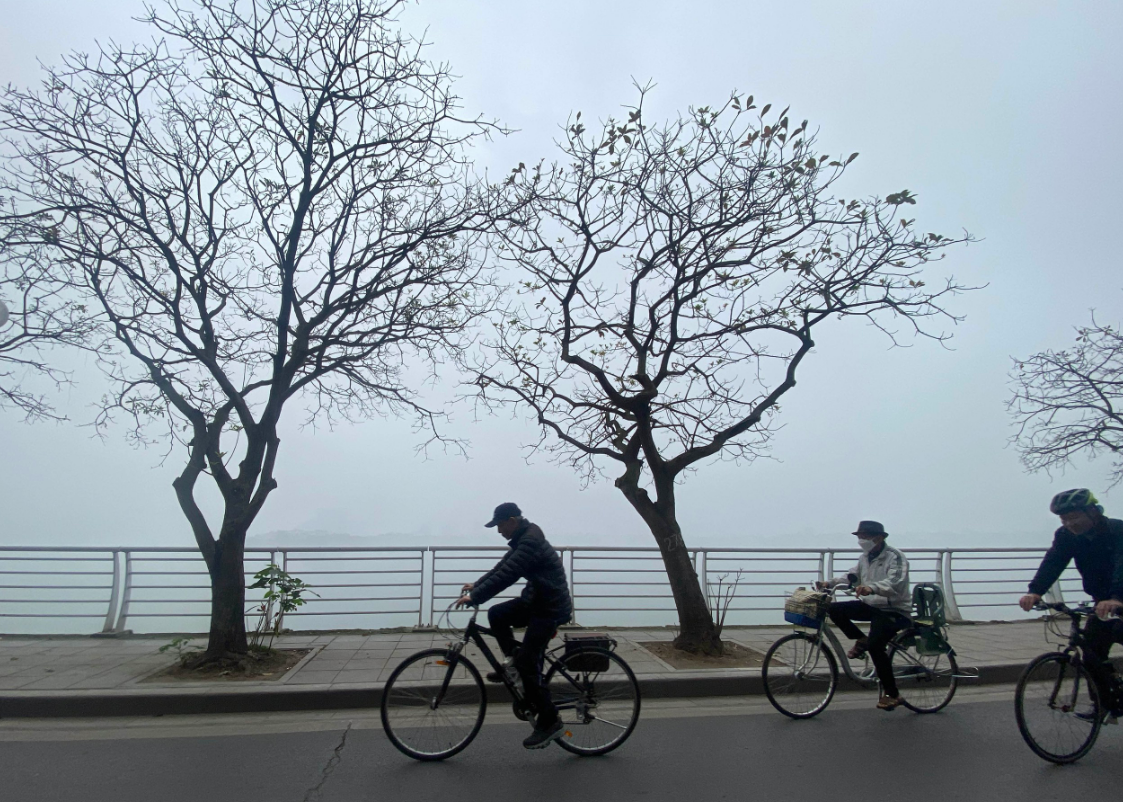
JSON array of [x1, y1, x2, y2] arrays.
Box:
[[205, 522, 249, 658], [615, 464, 721, 654], [652, 515, 721, 654]]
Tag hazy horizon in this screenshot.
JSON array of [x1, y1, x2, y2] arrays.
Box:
[[1, 0, 1120, 558]]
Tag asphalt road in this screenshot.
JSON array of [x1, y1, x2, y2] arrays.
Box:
[[1, 688, 1118, 802]]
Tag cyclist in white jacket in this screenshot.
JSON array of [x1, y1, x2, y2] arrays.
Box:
[[818, 520, 911, 710]]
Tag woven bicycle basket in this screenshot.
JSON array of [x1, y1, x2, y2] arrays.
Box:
[[784, 589, 831, 629]]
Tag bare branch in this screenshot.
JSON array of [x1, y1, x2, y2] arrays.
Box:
[[476, 86, 974, 491], [0, 0, 505, 653], [1009, 309, 1123, 486]]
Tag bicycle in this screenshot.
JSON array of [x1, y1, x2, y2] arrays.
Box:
[[380, 603, 641, 761], [762, 583, 962, 718], [1014, 601, 1121, 764]]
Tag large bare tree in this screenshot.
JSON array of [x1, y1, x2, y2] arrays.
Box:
[[1010, 309, 1123, 486], [0, 207, 101, 420], [0, 0, 501, 661], [477, 89, 972, 653]]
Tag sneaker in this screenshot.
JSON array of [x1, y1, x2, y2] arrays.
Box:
[[522, 719, 564, 750], [487, 656, 517, 684], [847, 640, 869, 660], [1074, 708, 1114, 723], [876, 694, 901, 712]]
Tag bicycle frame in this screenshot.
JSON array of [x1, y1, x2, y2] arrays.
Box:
[[789, 586, 969, 686], [791, 586, 879, 686], [437, 605, 605, 719], [1036, 602, 1099, 712]]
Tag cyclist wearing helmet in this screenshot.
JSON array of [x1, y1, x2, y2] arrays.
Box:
[[455, 502, 573, 749], [817, 520, 911, 711], [1020, 489, 1123, 720]]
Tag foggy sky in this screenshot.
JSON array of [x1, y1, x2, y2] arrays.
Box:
[[0, 0, 1119, 552]]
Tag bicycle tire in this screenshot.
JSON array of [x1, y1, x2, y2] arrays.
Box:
[[762, 632, 839, 719], [1014, 652, 1101, 764], [380, 648, 487, 761], [543, 646, 641, 756], [888, 631, 958, 713]]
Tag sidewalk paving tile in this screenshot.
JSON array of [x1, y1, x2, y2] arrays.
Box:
[[0, 621, 1069, 699], [284, 670, 339, 685], [333, 670, 382, 683]]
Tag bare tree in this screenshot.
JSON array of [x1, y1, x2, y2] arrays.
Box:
[[477, 88, 972, 653], [0, 207, 101, 420], [0, 0, 501, 662], [1010, 311, 1123, 486]]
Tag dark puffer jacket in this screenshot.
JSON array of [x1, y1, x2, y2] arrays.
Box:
[[469, 521, 572, 619], [1029, 516, 1123, 603]]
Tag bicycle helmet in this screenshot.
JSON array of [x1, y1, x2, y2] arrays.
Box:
[[1049, 488, 1100, 516]]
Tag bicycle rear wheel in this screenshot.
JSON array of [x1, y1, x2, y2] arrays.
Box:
[[544, 647, 640, 756], [762, 632, 838, 718], [380, 648, 487, 761], [888, 633, 958, 713], [1014, 652, 1101, 764]]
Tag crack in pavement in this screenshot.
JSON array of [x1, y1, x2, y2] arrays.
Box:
[[301, 721, 352, 802]]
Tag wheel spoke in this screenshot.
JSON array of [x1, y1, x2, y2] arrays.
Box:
[[589, 714, 629, 730], [1016, 654, 1100, 763], [381, 650, 486, 761], [764, 633, 838, 718], [890, 634, 957, 714], [546, 647, 640, 756]]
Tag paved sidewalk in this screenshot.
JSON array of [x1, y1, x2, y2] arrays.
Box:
[[0, 621, 1084, 717]]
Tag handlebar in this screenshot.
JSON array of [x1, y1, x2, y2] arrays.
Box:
[[815, 582, 856, 598], [1033, 600, 1120, 619]]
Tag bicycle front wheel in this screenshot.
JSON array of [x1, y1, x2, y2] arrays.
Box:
[[1014, 652, 1101, 764], [888, 634, 958, 713], [380, 648, 487, 761], [762, 632, 838, 718], [544, 647, 641, 756]]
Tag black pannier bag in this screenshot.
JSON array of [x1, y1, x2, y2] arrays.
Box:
[[563, 632, 613, 671]]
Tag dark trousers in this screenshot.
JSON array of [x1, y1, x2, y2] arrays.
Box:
[[829, 600, 909, 697], [1083, 615, 1123, 711], [488, 598, 567, 727]]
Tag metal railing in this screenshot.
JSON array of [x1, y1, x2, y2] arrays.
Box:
[[0, 545, 1083, 635]]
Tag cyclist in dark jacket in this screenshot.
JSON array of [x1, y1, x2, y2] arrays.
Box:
[[1020, 488, 1123, 719], [456, 502, 572, 749]]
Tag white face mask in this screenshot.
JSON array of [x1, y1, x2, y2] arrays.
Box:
[[858, 539, 877, 553]]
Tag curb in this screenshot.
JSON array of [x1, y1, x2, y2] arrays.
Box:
[[0, 660, 1037, 719]]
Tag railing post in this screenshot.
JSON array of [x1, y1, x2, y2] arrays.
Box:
[[824, 550, 834, 584], [568, 549, 578, 626], [417, 548, 425, 628], [941, 550, 963, 622], [113, 551, 134, 633], [1043, 580, 1065, 605], [100, 550, 122, 633], [428, 548, 437, 627], [270, 550, 283, 634]]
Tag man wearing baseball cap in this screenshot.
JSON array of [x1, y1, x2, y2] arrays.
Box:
[[456, 502, 573, 748], [818, 520, 912, 710]]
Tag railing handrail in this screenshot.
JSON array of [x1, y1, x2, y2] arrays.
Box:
[[0, 543, 1074, 635], [0, 545, 1056, 553]]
